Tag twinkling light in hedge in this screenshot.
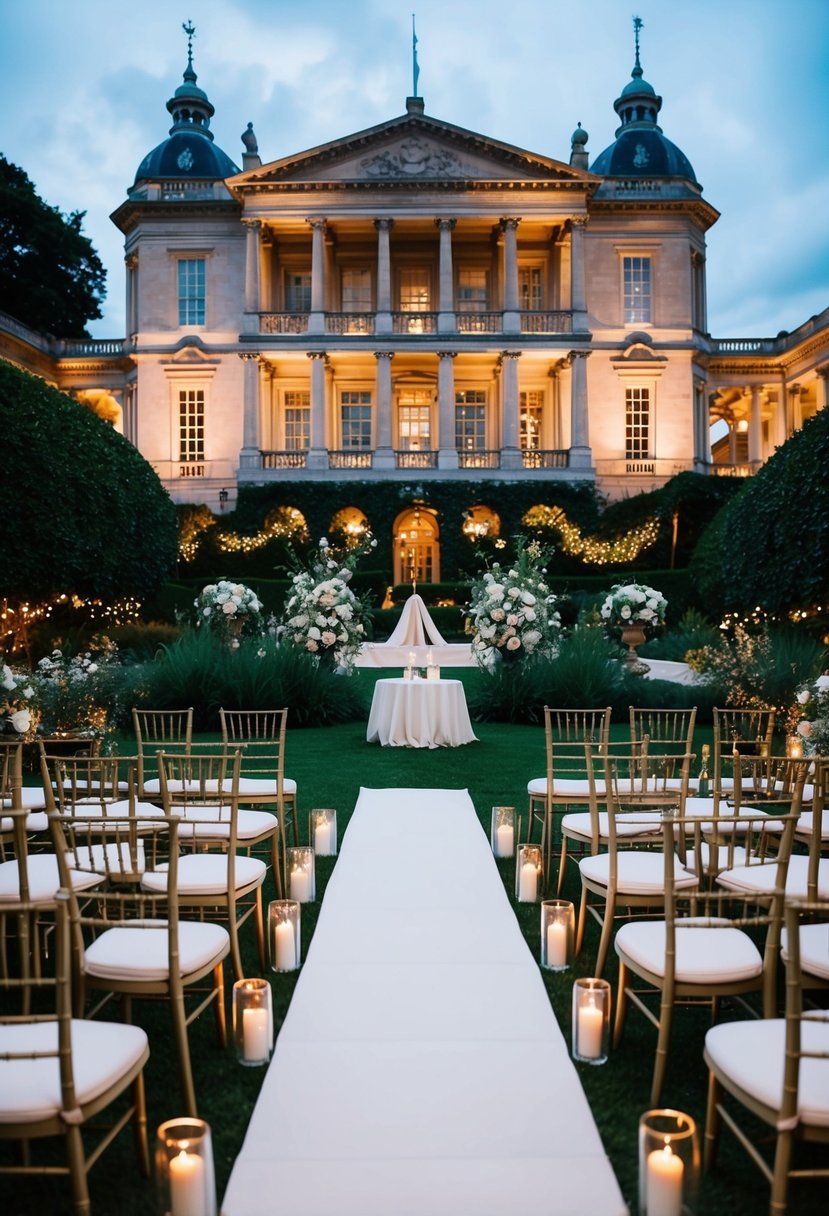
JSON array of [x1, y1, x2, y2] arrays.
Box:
[[178, 505, 216, 562], [522, 505, 660, 565], [1, 594, 141, 654], [216, 507, 308, 555]]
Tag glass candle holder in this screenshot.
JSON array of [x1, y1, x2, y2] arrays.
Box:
[[426, 664, 441, 681], [155, 1117, 216, 1216], [310, 807, 337, 857], [540, 899, 574, 971], [515, 843, 542, 903], [786, 735, 804, 759], [232, 977, 273, 1067], [638, 1109, 699, 1216], [571, 977, 611, 1064], [268, 899, 301, 972], [286, 846, 315, 902], [490, 805, 517, 859]]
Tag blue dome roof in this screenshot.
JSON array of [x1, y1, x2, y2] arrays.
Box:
[[590, 128, 696, 181], [133, 132, 240, 185]]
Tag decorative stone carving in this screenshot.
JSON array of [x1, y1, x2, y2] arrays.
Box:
[[360, 138, 466, 179]]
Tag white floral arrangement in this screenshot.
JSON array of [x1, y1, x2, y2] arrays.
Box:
[[278, 535, 376, 672], [600, 582, 668, 636], [34, 641, 119, 738], [194, 579, 264, 641], [467, 537, 561, 670], [1, 662, 40, 738], [792, 672, 829, 755]]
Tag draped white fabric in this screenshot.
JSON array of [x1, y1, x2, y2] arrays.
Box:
[[366, 678, 478, 748], [222, 788, 626, 1216], [356, 594, 476, 668]]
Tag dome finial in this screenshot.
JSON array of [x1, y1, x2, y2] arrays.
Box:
[[183, 19, 196, 70], [632, 15, 644, 77]]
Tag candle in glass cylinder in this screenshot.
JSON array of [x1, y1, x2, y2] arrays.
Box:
[[495, 823, 514, 858], [546, 921, 567, 967], [169, 1148, 205, 1216], [290, 865, 311, 902], [314, 817, 332, 855], [577, 997, 604, 1059], [518, 860, 538, 902], [274, 918, 296, 969], [646, 1143, 684, 1216], [242, 1007, 270, 1062]]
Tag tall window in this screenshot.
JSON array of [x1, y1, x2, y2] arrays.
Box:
[[399, 268, 431, 312], [519, 266, 543, 311], [341, 268, 372, 312], [179, 388, 204, 463], [285, 271, 311, 312], [178, 258, 205, 326], [284, 391, 310, 450], [456, 268, 488, 312], [455, 389, 487, 450], [623, 255, 651, 324], [397, 388, 432, 450], [519, 390, 544, 450], [625, 387, 650, 459], [340, 391, 372, 449]]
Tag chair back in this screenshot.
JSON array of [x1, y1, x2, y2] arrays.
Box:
[[220, 708, 288, 744], [132, 707, 193, 796], [1, 739, 24, 812], [543, 706, 611, 799], [780, 899, 829, 1130], [157, 748, 244, 860], [629, 706, 697, 753], [712, 707, 775, 793], [219, 709, 287, 808], [39, 749, 138, 819]]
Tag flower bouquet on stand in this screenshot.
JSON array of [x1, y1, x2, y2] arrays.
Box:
[[277, 534, 376, 673], [790, 673, 829, 756], [600, 582, 667, 675], [467, 536, 561, 671], [194, 580, 264, 647], [1, 663, 40, 740]]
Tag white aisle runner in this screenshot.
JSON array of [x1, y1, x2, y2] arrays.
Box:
[[222, 789, 627, 1216]]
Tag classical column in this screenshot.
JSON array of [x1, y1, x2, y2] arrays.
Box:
[[499, 350, 522, 470], [437, 351, 459, 469], [748, 385, 762, 465], [374, 218, 393, 335], [239, 352, 263, 468], [308, 218, 326, 335], [787, 382, 802, 434], [243, 219, 261, 317], [548, 362, 564, 450], [816, 365, 829, 411], [373, 351, 395, 469], [306, 352, 329, 469], [693, 378, 710, 470], [260, 228, 273, 312], [500, 217, 521, 333], [436, 218, 456, 334], [568, 349, 593, 469], [125, 252, 138, 340], [569, 216, 588, 328]]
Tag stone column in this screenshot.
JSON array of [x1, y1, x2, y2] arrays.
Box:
[[374, 351, 395, 469], [239, 352, 262, 468], [125, 253, 138, 340], [816, 366, 829, 411], [308, 218, 326, 335], [436, 218, 456, 334], [499, 350, 522, 470], [787, 382, 802, 434], [260, 228, 273, 312], [693, 378, 710, 470], [374, 218, 394, 335], [548, 362, 563, 450], [568, 349, 593, 469], [500, 218, 521, 333], [437, 351, 459, 469], [243, 220, 261, 318], [569, 216, 588, 329], [748, 385, 762, 465], [306, 352, 329, 469]]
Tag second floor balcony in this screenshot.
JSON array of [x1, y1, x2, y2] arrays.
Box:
[[257, 310, 574, 339]]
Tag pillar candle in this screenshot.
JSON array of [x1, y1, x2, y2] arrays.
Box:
[[242, 1007, 270, 1062], [314, 819, 332, 855], [577, 998, 604, 1059], [518, 860, 538, 902], [274, 918, 296, 969], [546, 921, 567, 967], [290, 866, 311, 902], [495, 823, 514, 858], [646, 1144, 684, 1216], [169, 1149, 206, 1216]]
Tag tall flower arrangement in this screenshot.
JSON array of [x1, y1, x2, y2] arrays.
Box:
[[278, 534, 376, 672], [1, 663, 40, 739], [790, 673, 829, 755], [467, 537, 561, 670], [194, 580, 264, 644], [600, 582, 667, 638]]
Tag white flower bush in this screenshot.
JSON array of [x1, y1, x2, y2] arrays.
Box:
[[278, 534, 375, 672], [600, 582, 668, 637], [792, 672, 829, 755], [1, 662, 39, 737], [468, 537, 561, 670], [194, 579, 264, 642], [33, 641, 119, 738]]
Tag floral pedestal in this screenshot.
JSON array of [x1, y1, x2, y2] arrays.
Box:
[[621, 624, 650, 676]]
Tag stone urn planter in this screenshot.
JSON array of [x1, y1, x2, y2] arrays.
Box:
[[621, 623, 650, 676]]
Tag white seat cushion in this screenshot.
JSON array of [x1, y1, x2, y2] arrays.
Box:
[[144, 776, 296, 797], [781, 922, 829, 982], [527, 777, 598, 799], [2, 787, 47, 811], [616, 918, 763, 984], [0, 1019, 148, 1123], [562, 811, 662, 842], [683, 842, 749, 874], [0, 855, 101, 903], [796, 809, 829, 842], [170, 805, 278, 841], [705, 1013, 829, 1126], [717, 856, 829, 900], [0, 811, 49, 834], [84, 919, 230, 982], [141, 853, 267, 896], [73, 798, 162, 820], [579, 850, 698, 895]]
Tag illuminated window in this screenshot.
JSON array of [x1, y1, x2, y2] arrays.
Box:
[[398, 388, 432, 450], [520, 390, 544, 450], [341, 269, 372, 312], [462, 504, 501, 540], [519, 266, 543, 310], [399, 268, 431, 312], [285, 271, 311, 312], [179, 388, 204, 462], [625, 386, 650, 459], [330, 506, 369, 545], [340, 391, 372, 449], [456, 268, 488, 312], [455, 390, 487, 450], [284, 391, 310, 450], [623, 255, 651, 324], [178, 258, 205, 326]]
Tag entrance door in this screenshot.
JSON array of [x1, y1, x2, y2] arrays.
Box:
[[393, 506, 440, 585]]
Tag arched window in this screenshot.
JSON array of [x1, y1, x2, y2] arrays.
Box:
[[393, 504, 440, 585], [462, 505, 501, 541], [329, 506, 370, 547]]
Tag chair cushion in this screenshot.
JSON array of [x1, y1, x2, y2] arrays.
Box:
[[141, 854, 267, 896], [73, 798, 162, 820], [2, 787, 47, 811], [683, 843, 749, 874], [170, 805, 278, 841], [0, 811, 48, 834], [527, 777, 599, 798], [0, 1019, 148, 1123], [0, 855, 101, 903], [616, 919, 763, 984], [84, 919, 230, 982], [562, 811, 662, 842], [579, 851, 698, 895], [796, 809, 829, 842], [717, 856, 829, 900], [705, 1013, 829, 1127], [781, 922, 829, 982]]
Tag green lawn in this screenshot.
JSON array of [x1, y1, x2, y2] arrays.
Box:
[[3, 685, 824, 1215]]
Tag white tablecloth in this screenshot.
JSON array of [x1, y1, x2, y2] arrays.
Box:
[[222, 788, 627, 1216], [366, 678, 478, 749]]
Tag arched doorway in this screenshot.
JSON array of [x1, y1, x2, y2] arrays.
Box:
[[462, 504, 501, 542], [329, 505, 370, 546], [393, 504, 440, 585]]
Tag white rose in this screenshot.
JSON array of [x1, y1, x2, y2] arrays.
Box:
[[620, 605, 632, 619], [523, 607, 536, 622], [10, 709, 31, 733], [2, 666, 16, 691], [203, 607, 212, 616], [815, 675, 829, 692], [321, 631, 337, 646], [797, 689, 811, 705], [507, 614, 519, 627], [308, 627, 321, 641], [797, 720, 812, 737], [223, 601, 238, 615], [520, 591, 536, 606], [491, 608, 505, 622]]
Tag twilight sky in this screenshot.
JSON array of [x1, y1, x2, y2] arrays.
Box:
[[2, 0, 827, 339]]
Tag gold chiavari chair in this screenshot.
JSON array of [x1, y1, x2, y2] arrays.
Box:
[[131, 707, 193, 800]]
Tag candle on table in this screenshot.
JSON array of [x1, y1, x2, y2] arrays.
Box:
[[646, 1143, 684, 1216], [242, 1007, 270, 1062], [169, 1148, 205, 1216], [314, 818, 332, 855], [495, 823, 514, 858], [546, 921, 567, 967], [426, 648, 434, 666], [577, 997, 604, 1059], [518, 860, 538, 902], [290, 866, 311, 902], [274, 918, 296, 969]]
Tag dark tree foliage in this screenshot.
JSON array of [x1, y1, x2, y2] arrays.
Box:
[[689, 408, 829, 616], [1, 362, 178, 602], [0, 155, 106, 338]]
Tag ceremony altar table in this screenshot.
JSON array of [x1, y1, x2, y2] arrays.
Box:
[[222, 788, 627, 1216], [366, 677, 478, 749]]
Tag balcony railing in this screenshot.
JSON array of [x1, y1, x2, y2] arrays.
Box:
[[519, 311, 573, 334], [328, 450, 373, 469], [457, 449, 500, 469], [325, 312, 375, 335], [395, 450, 438, 469], [260, 312, 309, 334], [456, 312, 502, 334], [391, 312, 439, 334], [256, 309, 575, 338], [521, 449, 569, 469], [261, 450, 308, 470], [709, 462, 754, 477]]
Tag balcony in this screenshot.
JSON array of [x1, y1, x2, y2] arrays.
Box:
[[325, 313, 375, 335], [457, 449, 500, 469], [456, 312, 502, 334], [709, 462, 754, 478], [260, 313, 309, 334], [261, 450, 308, 470], [256, 309, 574, 340], [328, 450, 374, 469], [395, 450, 438, 469], [392, 311, 439, 334], [521, 449, 569, 469]]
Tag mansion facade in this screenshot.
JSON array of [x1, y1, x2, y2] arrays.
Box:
[[3, 29, 828, 582]]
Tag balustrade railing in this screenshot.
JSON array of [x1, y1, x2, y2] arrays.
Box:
[[391, 312, 439, 334], [457, 449, 500, 469], [325, 313, 375, 335], [456, 312, 502, 334], [395, 450, 438, 469], [328, 450, 373, 469], [521, 449, 569, 469], [261, 450, 308, 470], [260, 313, 309, 334], [519, 311, 573, 334]]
